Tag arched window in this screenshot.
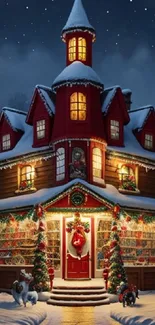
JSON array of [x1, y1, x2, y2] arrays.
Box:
[[70, 147, 86, 179], [70, 92, 86, 121], [56, 148, 65, 181], [93, 148, 102, 179], [68, 38, 76, 62], [78, 37, 86, 61], [19, 165, 35, 190]]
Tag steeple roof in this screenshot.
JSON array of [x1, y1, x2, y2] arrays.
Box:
[[62, 0, 95, 40]]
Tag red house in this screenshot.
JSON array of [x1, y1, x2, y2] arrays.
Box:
[[0, 0, 155, 293]]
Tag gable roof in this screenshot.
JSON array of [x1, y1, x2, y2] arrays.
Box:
[[129, 106, 154, 131], [0, 107, 26, 132], [62, 0, 95, 40], [102, 86, 120, 114], [26, 85, 55, 124], [52, 61, 103, 91], [0, 178, 155, 212]]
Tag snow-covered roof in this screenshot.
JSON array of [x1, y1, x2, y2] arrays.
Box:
[[129, 106, 154, 131], [36, 85, 55, 115], [62, 0, 95, 39], [102, 86, 120, 114], [0, 178, 155, 212], [0, 107, 26, 132], [122, 89, 132, 95], [52, 61, 103, 91]]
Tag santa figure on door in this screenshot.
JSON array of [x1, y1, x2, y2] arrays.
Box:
[[71, 225, 86, 259]]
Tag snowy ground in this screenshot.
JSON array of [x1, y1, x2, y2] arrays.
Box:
[[0, 291, 155, 324], [109, 290, 155, 325]]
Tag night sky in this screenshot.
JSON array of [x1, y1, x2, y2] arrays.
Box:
[[0, 0, 155, 111]]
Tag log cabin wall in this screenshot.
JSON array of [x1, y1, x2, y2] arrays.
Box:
[[0, 156, 56, 199], [105, 155, 155, 198], [138, 166, 155, 198]]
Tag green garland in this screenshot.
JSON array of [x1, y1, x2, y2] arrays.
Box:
[[0, 208, 35, 223], [125, 212, 155, 224]]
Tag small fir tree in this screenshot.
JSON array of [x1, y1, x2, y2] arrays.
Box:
[[32, 205, 50, 292], [107, 205, 127, 294]]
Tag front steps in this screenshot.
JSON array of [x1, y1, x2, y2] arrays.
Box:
[[47, 285, 110, 306]]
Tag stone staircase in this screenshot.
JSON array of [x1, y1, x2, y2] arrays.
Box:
[[47, 284, 110, 306]]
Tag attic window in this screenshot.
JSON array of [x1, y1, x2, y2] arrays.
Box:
[[2, 134, 11, 151], [110, 120, 119, 140], [68, 37, 76, 61], [36, 120, 45, 139], [78, 37, 86, 61], [70, 92, 86, 121], [144, 134, 153, 150]]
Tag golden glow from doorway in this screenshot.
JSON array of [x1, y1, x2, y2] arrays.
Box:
[[70, 92, 86, 121]]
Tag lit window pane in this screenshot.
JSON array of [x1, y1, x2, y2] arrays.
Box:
[[93, 148, 102, 178], [70, 92, 86, 121], [68, 38, 76, 62]]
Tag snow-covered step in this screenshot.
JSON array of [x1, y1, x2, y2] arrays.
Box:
[[50, 292, 108, 301], [52, 288, 106, 295], [47, 297, 110, 306], [52, 285, 104, 290]]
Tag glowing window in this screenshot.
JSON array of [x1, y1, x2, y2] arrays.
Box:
[[68, 38, 76, 62], [2, 134, 11, 151], [93, 148, 102, 178], [110, 120, 119, 139], [56, 148, 65, 181], [20, 165, 34, 190], [119, 165, 137, 191], [70, 92, 86, 121], [78, 37, 86, 61], [36, 120, 45, 139], [144, 134, 153, 149]]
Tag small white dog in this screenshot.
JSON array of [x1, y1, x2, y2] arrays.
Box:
[[12, 269, 38, 307]]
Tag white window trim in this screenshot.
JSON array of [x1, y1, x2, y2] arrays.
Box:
[[56, 148, 65, 181], [36, 119, 46, 140], [2, 134, 11, 151]]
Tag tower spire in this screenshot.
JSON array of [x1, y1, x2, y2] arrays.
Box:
[[62, 0, 95, 42]]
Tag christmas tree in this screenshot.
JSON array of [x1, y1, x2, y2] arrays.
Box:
[[32, 205, 50, 292], [107, 205, 127, 294]]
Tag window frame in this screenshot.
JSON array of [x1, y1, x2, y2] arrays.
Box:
[[144, 133, 153, 150], [92, 147, 102, 181], [2, 134, 11, 151], [56, 147, 65, 181], [36, 119, 46, 140], [110, 120, 120, 140], [70, 92, 86, 121], [15, 164, 36, 193], [68, 37, 87, 62], [118, 164, 139, 193]]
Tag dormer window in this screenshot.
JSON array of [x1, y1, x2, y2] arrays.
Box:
[[36, 120, 45, 139], [144, 133, 153, 150], [70, 92, 86, 121], [110, 120, 119, 140], [2, 134, 11, 151], [68, 37, 86, 62], [78, 37, 86, 61]]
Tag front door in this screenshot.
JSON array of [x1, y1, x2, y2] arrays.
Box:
[[65, 215, 91, 279]]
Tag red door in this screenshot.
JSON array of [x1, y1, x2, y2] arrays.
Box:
[[65, 217, 91, 279], [67, 253, 89, 279]]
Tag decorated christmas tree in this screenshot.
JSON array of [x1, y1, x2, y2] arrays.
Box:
[[107, 205, 127, 294], [32, 204, 50, 292]]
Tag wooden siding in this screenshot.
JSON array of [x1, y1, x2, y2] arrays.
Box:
[[0, 156, 56, 200]]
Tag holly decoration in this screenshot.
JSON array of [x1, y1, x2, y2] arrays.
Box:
[[66, 212, 90, 233], [107, 207, 127, 294], [32, 205, 50, 292], [126, 216, 131, 222]]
